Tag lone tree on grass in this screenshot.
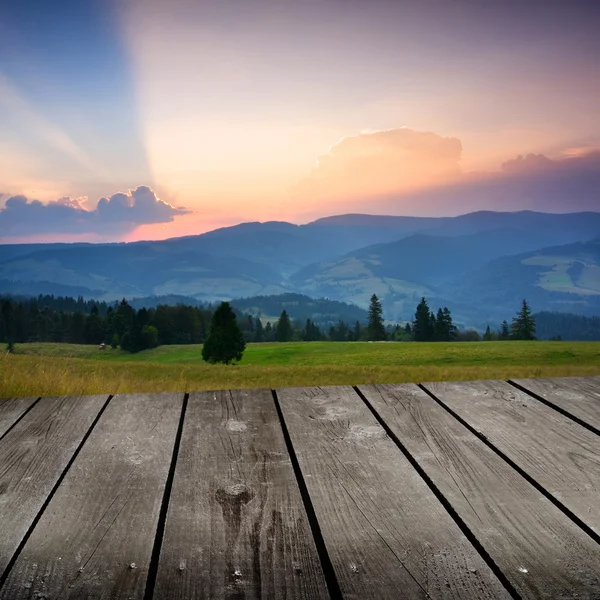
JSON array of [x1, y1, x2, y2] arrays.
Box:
[[202, 302, 246, 364], [367, 294, 386, 340], [511, 299, 536, 340]]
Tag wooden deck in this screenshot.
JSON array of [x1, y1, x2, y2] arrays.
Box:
[[0, 377, 599, 599]]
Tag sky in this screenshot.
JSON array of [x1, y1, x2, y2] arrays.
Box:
[[1, 0, 599, 243]]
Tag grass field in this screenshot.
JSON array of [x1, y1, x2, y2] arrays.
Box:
[[2, 341, 600, 397]]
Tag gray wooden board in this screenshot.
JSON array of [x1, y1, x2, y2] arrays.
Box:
[[154, 389, 330, 600], [512, 376, 600, 432], [359, 383, 600, 599], [277, 385, 511, 599], [423, 380, 600, 535], [0, 395, 108, 580], [0, 397, 38, 438], [0, 392, 183, 600]]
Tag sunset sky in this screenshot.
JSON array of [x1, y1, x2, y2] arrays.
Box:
[[1, 0, 599, 242]]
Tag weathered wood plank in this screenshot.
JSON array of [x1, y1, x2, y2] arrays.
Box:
[[423, 380, 600, 535], [154, 389, 330, 600], [277, 385, 511, 599], [0, 392, 183, 600], [0, 397, 38, 439], [511, 377, 600, 432], [0, 395, 108, 581], [360, 383, 600, 599]]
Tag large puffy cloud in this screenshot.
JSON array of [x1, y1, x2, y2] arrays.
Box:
[[0, 185, 190, 238], [372, 150, 600, 215], [295, 128, 463, 202], [294, 127, 600, 217]]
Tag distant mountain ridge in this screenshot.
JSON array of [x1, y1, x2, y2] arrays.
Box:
[[1, 209, 600, 327]]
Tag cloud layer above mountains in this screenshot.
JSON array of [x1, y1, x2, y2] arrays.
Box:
[[1, 128, 599, 242], [0, 186, 189, 238]]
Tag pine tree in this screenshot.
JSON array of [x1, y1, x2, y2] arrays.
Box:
[[264, 322, 273, 342], [275, 310, 293, 342], [443, 308, 457, 341], [499, 320, 510, 340], [354, 321, 361, 342], [367, 294, 386, 341], [303, 318, 321, 341], [483, 325, 492, 341], [432, 306, 456, 341], [202, 302, 246, 364], [434, 308, 446, 341], [511, 299, 536, 340], [254, 318, 265, 342], [413, 297, 434, 341]]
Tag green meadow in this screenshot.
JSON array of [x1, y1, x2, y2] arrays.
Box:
[[2, 341, 600, 397]]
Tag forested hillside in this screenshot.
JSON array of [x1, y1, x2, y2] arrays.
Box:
[[534, 311, 600, 340]]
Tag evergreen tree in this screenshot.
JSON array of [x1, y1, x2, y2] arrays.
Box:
[[499, 320, 510, 340], [354, 321, 361, 341], [443, 308, 457, 341], [367, 294, 386, 341], [413, 297, 434, 341], [202, 301, 246, 364], [433, 307, 456, 341], [334, 320, 349, 341], [264, 321, 273, 342], [254, 318, 265, 342], [275, 310, 293, 342], [303, 318, 321, 341], [511, 299, 536, 340], [483, 325, 492, 341], [434, 308, 446, 341]]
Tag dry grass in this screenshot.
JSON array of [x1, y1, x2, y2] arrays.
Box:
[[2, 347, 600, 397]]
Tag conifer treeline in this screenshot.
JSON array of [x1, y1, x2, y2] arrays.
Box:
[[0, 296, 213, 351], [1, 293, 542, 352]]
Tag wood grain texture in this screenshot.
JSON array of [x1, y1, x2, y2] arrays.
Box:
[[512, 377, 600, 432], [0, 392, 183, 600], [423, 380, 600, 534], [0, 397, 38, 439], [277, 385, 511, 600], [153, 389, 329, 600], [0, 395, 108, 580], [360, 383, 600, 599]]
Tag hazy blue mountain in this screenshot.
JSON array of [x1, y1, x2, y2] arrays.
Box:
[[1, 210, 600, 326], [450, 239, 600, 319], [0, 242, 286, 302]]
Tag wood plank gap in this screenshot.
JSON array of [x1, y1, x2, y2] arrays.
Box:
[[143, 393, 189, 600], [0, 394, 113, 590], [271, 389, 342, 600], [0, 397, 41, 443], [508, 380, 600, 437], [353, 386, 522, 600], [417, 383, 600, 546]]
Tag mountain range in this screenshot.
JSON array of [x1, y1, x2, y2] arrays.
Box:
[[1, 210, 600, 329]]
